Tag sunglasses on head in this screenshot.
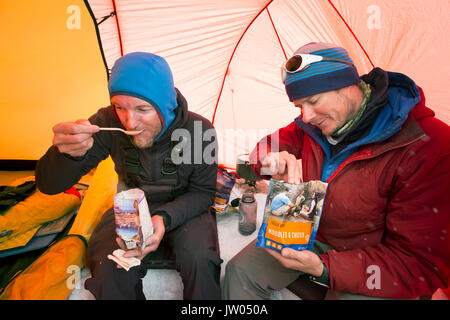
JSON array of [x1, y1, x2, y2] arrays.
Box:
[[281, 53, 354, 84]]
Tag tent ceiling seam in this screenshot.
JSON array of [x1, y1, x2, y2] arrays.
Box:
[[266, 7, 287, 60], [112, 0, 124, 57], [211, 0, 274, 125], [327, 0, 374, 68]]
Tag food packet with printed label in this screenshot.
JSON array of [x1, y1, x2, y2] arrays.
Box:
[[212, 167, 236, 213], [113, 188, 153, 250], [256, 179, 328, 252]]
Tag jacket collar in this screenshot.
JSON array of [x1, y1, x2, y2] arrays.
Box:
[[295, 68, 424, 160], [369, 94, 429, 158]]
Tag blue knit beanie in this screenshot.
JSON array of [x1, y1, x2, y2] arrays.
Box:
[[284, 42, 360, 101], [108, 52, 178, 139]]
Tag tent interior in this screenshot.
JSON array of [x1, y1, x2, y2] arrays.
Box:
[[0, 0, 449, 300]]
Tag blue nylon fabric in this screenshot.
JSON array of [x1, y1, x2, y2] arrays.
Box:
[[108, 52, 178, 140]]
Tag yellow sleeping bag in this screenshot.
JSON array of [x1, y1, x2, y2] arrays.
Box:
[[0, 235, 86, 299], [68, 156, 117, 242], [0, 176, 81, 251], [0, 156, 117, 300]]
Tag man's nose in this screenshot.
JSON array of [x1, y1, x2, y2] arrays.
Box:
[[122, 110, 139, 129], [301, 105, 316, 124]]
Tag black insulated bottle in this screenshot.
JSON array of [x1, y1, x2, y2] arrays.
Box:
[[238, 193, 257, 235]]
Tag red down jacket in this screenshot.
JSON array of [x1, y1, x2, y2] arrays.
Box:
[[251, 81, 450, 299]]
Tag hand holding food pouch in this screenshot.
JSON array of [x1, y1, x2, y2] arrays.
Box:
[[256, 179, 328, 252], [113, 188, 153, 250]]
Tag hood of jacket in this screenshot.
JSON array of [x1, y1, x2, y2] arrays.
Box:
[[151, 88, 189, 147], [108, 52, 178, 140]]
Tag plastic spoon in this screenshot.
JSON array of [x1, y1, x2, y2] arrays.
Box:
[[98, 127, 143, 135]]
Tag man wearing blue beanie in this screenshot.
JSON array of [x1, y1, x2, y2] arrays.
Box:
[[108, 52, 178, 144], [36, 52, 222, 300], [224, 42, 450, 300]]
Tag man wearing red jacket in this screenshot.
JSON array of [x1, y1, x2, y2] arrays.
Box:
[[223, 42, 450, 299]]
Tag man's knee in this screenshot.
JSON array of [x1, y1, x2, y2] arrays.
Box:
[[225, 250, 256, 287], [172, 214, 221, 269], [85, 258, 145, 300], [223, 252, 266, 300], [177, 243, 221, 270], [225, 253, 242, 276]]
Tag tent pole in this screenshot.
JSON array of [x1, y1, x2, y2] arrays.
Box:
[[327, 0, 374, 68], [212, 0, 274, 125], [111, 0, 124, 56], [266, 7, 287, 60]]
